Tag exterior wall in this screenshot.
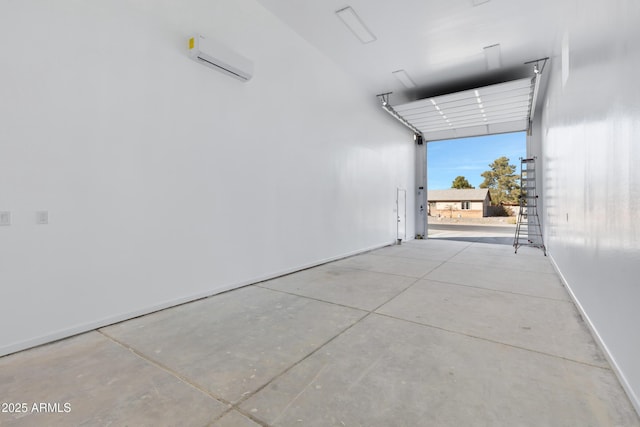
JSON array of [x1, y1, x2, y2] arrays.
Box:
[[430, 201, 485, 218], [433, 209, 483, 219], [531, 0, 640, 413], [0, 0, 415, 356]]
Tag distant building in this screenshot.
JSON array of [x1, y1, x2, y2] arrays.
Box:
[[428, 188, 492, 218]]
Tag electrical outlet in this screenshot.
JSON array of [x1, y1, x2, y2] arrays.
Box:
[[36, 211, 49, 225], [0, 211, 10, 226]]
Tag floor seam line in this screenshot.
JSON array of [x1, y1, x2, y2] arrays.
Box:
[[254, 285, 370, 313], [230, 310, 373, 409], [447, 241, 475, 259], [368, 276, 423, 313], [99, 331, 272, 427], [96, 329, 234, 406], [366, 262, 447, 313], [441, 260, 558, 276], [206, 408, 234, 427], [321, 263, 432, 280], [379, 254, 456, 263], [417, 278, 573, 302], [372, 312, 612, 370], [418, 241, 474, 276], [237, 272, 435, 421]]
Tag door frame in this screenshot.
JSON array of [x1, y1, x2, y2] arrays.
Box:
[[397, 188, 407, 243]]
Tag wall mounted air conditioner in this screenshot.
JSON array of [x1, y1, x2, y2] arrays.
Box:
[[188, 34, 253, 82]]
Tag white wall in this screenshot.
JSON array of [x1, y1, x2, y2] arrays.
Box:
[[0, 0, 415, 356], [532, 0, 640, 412]]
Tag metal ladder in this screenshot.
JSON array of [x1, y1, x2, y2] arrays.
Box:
[[514, 157, 546, 255]]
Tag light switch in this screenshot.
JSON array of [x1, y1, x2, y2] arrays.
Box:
[[0, 211, 10, 226], [36, 211, 49, 225]]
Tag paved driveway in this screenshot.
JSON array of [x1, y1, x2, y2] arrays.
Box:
[[427, 222, 516, 245]]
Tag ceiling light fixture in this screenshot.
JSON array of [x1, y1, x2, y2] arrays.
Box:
[[392, 70, 416, 88], [335, 7, 376, 44], [483, 43, 501, 70]]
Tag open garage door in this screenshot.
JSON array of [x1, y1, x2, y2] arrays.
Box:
[[381, 77, 537, 141]]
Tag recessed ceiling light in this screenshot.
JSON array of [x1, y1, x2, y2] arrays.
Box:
[[484, 44, 501, 70], [392, 70, 416, 88], [335, 7, 376, 44]]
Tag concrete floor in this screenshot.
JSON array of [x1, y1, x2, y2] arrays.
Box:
[[1, 240, 639, 426]]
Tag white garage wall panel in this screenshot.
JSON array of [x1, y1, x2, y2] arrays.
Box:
[[0, 0, 415, 355], [531, 0, 640, 412]]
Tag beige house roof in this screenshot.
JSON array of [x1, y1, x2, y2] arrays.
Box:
[[427, 188, 491, 202]]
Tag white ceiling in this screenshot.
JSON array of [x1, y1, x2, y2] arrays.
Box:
[[256, 0, 569, 104]]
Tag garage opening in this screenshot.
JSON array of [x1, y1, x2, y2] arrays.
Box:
[[378, 70, 545, 245], [426, 132, 525, 244]]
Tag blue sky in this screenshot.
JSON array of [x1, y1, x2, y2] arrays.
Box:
[[427, 132, 526, 190]]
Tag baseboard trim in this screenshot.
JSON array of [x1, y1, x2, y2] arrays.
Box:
[[0, 240, 396, 358]]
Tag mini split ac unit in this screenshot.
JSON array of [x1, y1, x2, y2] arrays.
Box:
[[188, 34, 253, 82]]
